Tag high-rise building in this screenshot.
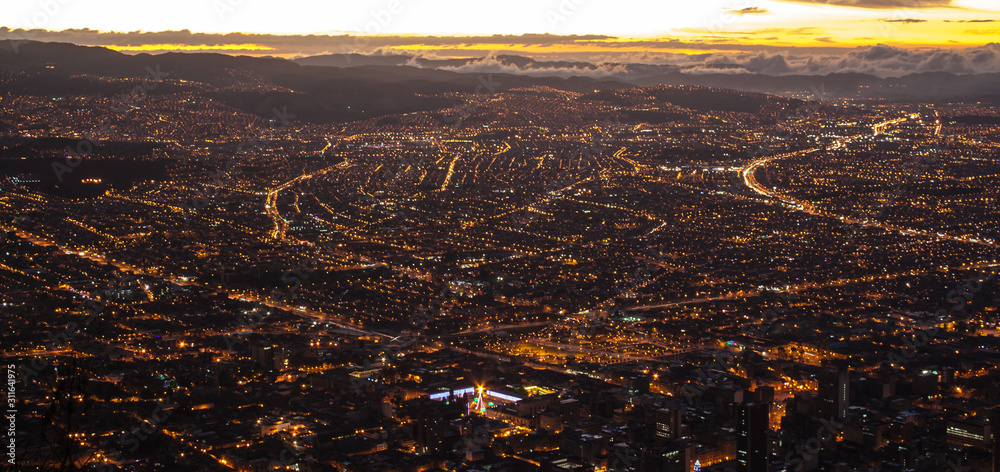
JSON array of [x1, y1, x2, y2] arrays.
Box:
[[414, 414, 446, 454], [655, 406, 683, 446], [641, 442, 693, 472], [251, 343, 274, 371], [564, 430, 607, 466], [625, 376, 650, 396], [250, 342, 293, 372], [817, 367, 850, 420], [560, 398, 581, 423], [738, 401, 769, 472], [993, 413, 1000, 472], [946, 419, 991, 449]]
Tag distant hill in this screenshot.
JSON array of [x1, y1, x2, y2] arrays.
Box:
[[296, 51, 1000, 103], [2, 41, 999, 125], [294, 53, 412, 68], [0, 41, 628, 123]]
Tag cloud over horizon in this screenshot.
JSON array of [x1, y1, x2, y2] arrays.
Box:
[[403, 43, 1000, 78], [777, 0, 954, 8]]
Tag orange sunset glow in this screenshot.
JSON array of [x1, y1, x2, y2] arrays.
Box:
[[1, 0, 998, 62]]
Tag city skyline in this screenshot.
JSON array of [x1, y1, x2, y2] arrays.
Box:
[[1, 3, 1000, 472]]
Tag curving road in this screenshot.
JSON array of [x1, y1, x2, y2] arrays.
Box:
[[739, 119, 997, 249], [265, 159, 350, 241]]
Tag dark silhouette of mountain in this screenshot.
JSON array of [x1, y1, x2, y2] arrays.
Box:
[[633, 70, 1000, 102], [630, 71, 882, 96], [0, 41, 626, 123], [3, 40, 999, 124], [298, 53, 675, 78], [294, 53, 412, 68], [296, 51, 1000, 102], [0, 41, 631, 94], [0, 40, 298, 82]]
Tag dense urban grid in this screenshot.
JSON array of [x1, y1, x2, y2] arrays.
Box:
[[2, 44, 1000, 472]]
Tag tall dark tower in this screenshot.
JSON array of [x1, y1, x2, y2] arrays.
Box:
[[993, 413, 1000, 472], [817, 367, 849, 420], [738, 401, 768, 472], [655, 405, 683, 446], [415, 414, 445, 454]]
